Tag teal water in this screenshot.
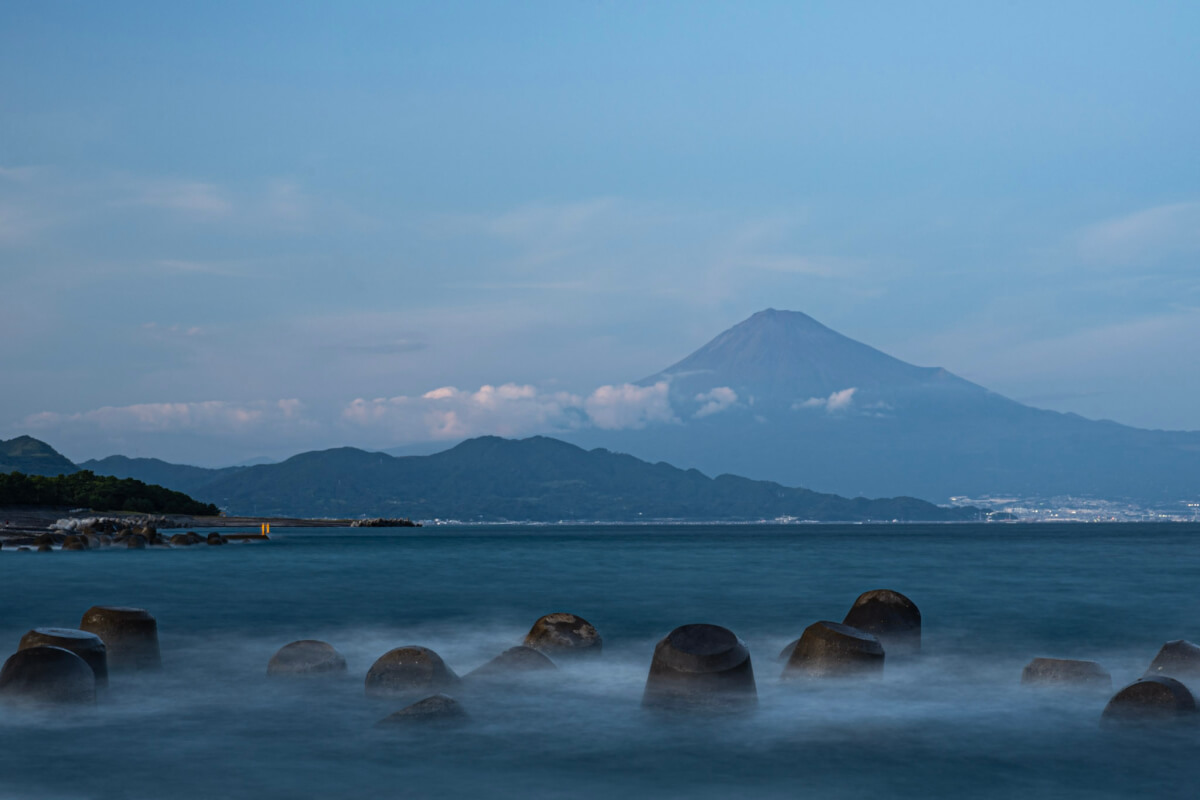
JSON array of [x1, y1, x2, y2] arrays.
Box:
[[2, 523, 1199, 799]]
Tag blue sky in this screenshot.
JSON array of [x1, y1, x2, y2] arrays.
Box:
[[3, 1, 1199, 464]]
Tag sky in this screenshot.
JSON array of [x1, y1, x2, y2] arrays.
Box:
[[2, 1, 1199, 465]]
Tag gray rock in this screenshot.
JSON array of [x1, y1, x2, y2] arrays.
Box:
[[842, 589, 921, 656], [365, 646, 459, 698], [267, 640, 348, 677], [1101, 677, 1197, 725], [1021, 657, 1111, 690], [0, 646, 96, 705], [376, 694, 468, 725], [79, 606, 161, 672], [19, 628, 108, 688], [1144, 640, 1200, 681], [523, 612, 602, 658], [126, 534, 147, 550], [466, 646, 557, 680], [782, 621, 884, 680], [642, 624, 756, 712]]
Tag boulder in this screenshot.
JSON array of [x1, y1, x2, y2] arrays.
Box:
[[206, 533, 227, 546], [523, 613, 602, 658], [126, 534, 147, 550], [84, 534, 102, 549], [782, 621, 885, 679], [185, 532, 204, 545], [19, 628, 108, 688], [79, 606, 162, 672], [466, 646, 557, 680], [642, 624, 757, 712], [1101, 677, 1197, 725], [168, 533, 191, 546], [376, 694, 468, 725], [0, 646, 96, 705], [1144, 640, 1200, 681], [37, 543, 53, 552], [842, 589, 921, 656], [365, 646, 459, 698], [63, 539, 87, 551], [267, 640, 348, 677], [1021, 657, 1111, 690]]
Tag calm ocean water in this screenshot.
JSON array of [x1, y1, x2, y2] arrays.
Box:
[[2, 523, 1199, 799]]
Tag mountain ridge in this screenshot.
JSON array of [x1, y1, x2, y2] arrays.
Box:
[[78, 434, 981, 522]]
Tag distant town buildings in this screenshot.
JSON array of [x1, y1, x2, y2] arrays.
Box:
[[948, 495, 1200, 522]]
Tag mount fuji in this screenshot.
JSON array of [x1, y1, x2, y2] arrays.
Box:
[[564, 309, 1200, 504]]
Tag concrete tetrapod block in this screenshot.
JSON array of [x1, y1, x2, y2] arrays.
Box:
[[842, 589, 921, 656], [778, 638, 801, 663], [523, 613, 603, 659], [782, 621, 885, 680], [19, 628, 109, 688], [0, 646, 96, 706], [466, 645, 557, 680], [267, 640, 348, 677], [79, 606, 162, 672], [365, 646, 460, 698], [1021, 658, 1111, 691], [376, 694, 468, 726], [642, 624, 757, 712], [1144, 640, 1200, 682], [1101, 677, 1198, 726]]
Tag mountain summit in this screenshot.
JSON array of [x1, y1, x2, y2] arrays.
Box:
[[644, 308, 981, 413], [568, 309, 1200, 504]]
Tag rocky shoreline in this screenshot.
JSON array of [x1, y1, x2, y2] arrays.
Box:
[[0, 507, 354, 545]]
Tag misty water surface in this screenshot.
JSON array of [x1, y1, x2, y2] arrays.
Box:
[[2, 524, 1199, 799]]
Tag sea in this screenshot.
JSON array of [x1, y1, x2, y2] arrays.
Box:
[[2, 522, 1199, 799]]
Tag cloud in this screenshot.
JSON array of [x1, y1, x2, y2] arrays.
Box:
[[342, 380, 677, 441], [584, 381, 677, 430], [1077, 202, 1200, 267], [22, 399, 311, 435], [694, 386, 738, 418], [795, 387, 857, 412], [134, 180, 232, 217], [343, 383, 585, 440]]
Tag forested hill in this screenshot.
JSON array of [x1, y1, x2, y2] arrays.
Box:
[[174, 435, 981, 521], [0, 470, 219, 516], [0, 436, 78, 476]]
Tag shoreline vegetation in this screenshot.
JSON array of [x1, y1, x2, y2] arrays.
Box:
[[1, 470, 218, 516]]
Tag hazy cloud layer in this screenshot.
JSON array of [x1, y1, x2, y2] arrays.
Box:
[[22, 399, 313, 436], [342, 380, 681, 441]]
